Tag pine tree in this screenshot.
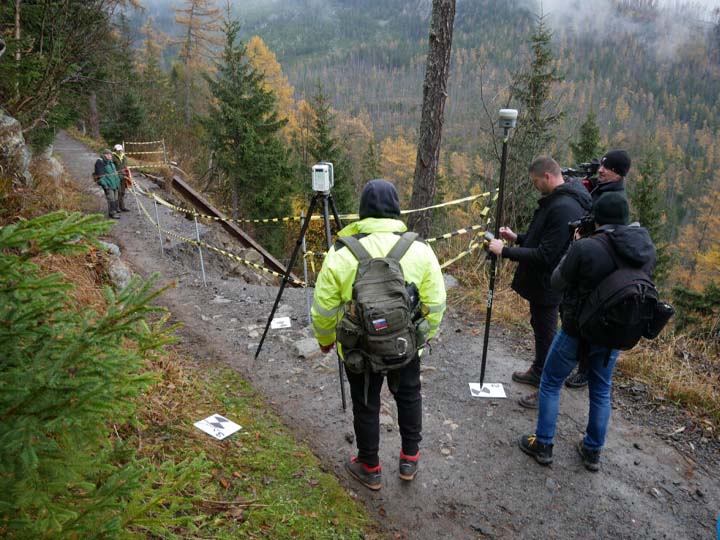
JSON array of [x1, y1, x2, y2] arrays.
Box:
[[362, 138, 381, 181], [630, 144, 670, 284], [174, 0, 222, 125], [570, 109, 602, 164], [505, 12, 564, 229], [202, 16, 293, 251], [306, 82, 354, 212], [0, 211, 205, 539]]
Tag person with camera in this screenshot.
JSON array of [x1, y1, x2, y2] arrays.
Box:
[[311, 179, 446, 491], [565, 149, 631, 389], [518, 192, 657, 471], [488, 156, 591, 409]]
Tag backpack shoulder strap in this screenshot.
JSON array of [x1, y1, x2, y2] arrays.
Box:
[[386, 232, 419, 261], [337, 235, 372, 262]]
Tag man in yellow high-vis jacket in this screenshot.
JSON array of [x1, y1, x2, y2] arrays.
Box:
[[312, 179, 446, 491]]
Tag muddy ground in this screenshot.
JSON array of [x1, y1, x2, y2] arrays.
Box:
[[54, 132, 719, 540]]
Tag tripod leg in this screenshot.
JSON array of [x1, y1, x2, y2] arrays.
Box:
[[255, 195, 319, 359], [327, 194, 344, 231], [322, 195, 347, 411]]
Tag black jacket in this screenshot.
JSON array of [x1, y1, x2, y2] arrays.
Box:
[[551, 224, 657, 336], [502, 179, 592, 305], [589, 177, 625, 201]]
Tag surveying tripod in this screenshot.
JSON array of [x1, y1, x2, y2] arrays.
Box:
[[255, 190, 347, 410]]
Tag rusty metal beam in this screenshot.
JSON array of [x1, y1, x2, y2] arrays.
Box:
[[170, 175, 299, 284]]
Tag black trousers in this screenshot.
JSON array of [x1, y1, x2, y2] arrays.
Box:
[[529, 302, 559, 375], [345, 357, 422, 468]]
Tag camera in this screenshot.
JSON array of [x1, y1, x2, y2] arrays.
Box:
[[312, 162, 334, 192], [568, 214, 596, 237], [561, 159, 599, 179]]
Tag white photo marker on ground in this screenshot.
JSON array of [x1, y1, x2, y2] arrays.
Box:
[[270, 317, 292, 329], [469, 383, 507, 398], [194, 414, 242, 440]]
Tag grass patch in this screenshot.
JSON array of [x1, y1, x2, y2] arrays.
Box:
[[618, 335, 720, 426], [131, 351, 381, 539]]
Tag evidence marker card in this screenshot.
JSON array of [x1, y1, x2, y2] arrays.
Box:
[[194, 414, 242, 440]]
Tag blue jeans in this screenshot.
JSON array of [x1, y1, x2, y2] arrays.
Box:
[[535, 330, 619, 451]]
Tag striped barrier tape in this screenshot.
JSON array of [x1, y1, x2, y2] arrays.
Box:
[[132, 188, 306, 287], [125, 150, 167, 156], [440, 238, 484, 269], [124, 139, 165, 145], [139, 188, 493, 228], [128, 162, 169, 169]]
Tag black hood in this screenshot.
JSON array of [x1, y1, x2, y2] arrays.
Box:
[[603, 224, 657, 268], [543, 178, 593, 212], [359, 179, 401, 219]]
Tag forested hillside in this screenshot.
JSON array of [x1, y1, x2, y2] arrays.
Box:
[[3, 0, 719, 293]]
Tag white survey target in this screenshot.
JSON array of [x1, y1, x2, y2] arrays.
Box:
[[270, 317, 292, 329], [194, 414, 242, 440], [469, 383, 506, 398]]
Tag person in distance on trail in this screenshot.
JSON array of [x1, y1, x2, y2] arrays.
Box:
[[518, 192, 656, 471], [93, 149, 122, 220], [488, 156, 591, 409], [565, 149, 631, 390], [111, 144, 132, 213], [311, 179, 446, 491]]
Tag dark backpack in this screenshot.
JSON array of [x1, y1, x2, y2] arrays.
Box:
[[577, 234, 659, 350], [335, 232, 423, 374]]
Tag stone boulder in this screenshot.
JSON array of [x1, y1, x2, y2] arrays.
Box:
[[30, 144, 64, 183], [0, 112, 33, 186]]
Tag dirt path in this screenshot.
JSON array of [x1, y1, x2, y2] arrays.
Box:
[[54, 132, 719, 540]]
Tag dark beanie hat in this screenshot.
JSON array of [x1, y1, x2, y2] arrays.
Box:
[[592, 192, 629, 225], [600, 149, 631, 177], [359, 179, 401, 219]]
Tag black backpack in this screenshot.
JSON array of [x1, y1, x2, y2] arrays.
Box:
[[577, 234, 660, 350]]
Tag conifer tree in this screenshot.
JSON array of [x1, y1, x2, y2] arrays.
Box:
[[306, 83, 354, 212], [202, 16, 293, 250], [362, 139, 381, 181], [570, 109, 602, 164], [0, 211, 205, 539], [630, 145, 670, 284], [505, 12, 564, 229], [174, 0, 222, 124]]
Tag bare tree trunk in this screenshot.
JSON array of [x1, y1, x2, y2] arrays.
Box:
[[15, 0, 21, 99], [88, 92, 100, 139], [407, 0, 455, 238]]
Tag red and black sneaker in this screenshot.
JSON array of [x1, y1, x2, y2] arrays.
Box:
[[399, 450, 420, 481], [345, 456, 382, 491]]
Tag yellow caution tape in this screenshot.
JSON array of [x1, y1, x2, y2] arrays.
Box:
[[125, 150, 166, 156], [124, 139, 165, 145], [128, 162, 169, 169], [132, 189, 306, 286]]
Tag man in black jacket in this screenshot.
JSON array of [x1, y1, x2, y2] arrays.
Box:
[[565, 149, 631, 389], [518, 192, 656, 471], [488, 156, 592, 408]]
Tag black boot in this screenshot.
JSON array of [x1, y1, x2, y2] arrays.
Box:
[[518, 434, 553, 465], [110, 201, 121, 219]]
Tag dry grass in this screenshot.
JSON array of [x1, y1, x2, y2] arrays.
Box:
[[618, 334, 720, 426], [0, 169, 85, 225]]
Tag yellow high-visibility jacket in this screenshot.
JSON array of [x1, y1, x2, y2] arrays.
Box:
[[311, 217, 446, 354]]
